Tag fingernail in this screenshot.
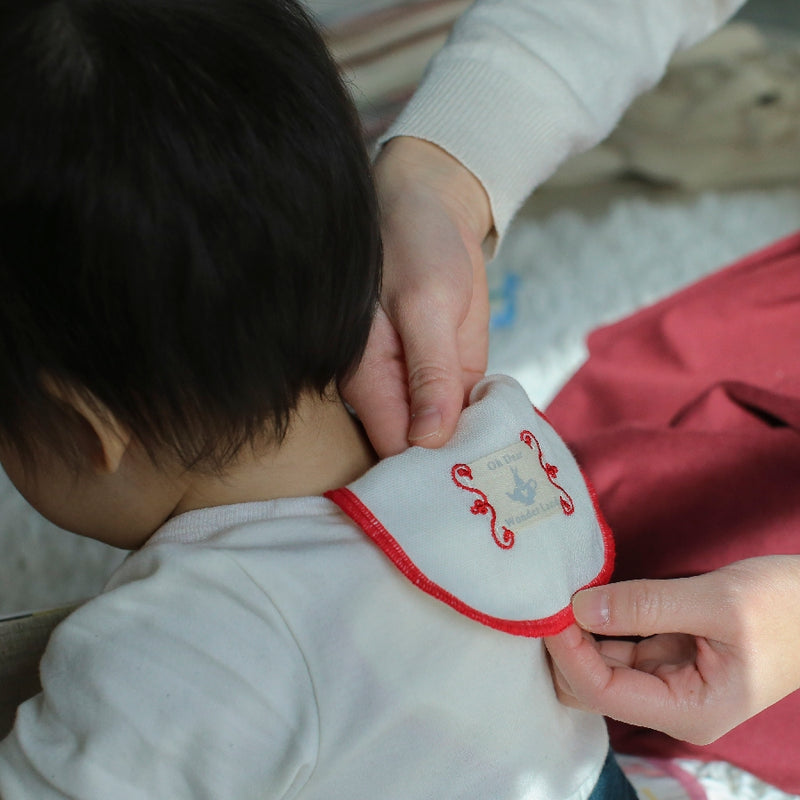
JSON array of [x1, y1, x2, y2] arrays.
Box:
[[408, 407, 442, 443], [573, 589, 610, 629]]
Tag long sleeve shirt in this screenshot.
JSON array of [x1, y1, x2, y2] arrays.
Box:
[[382, 0, 747, 236]]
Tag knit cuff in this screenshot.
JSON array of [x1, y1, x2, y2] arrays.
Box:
[[378, 57, 585, 245]]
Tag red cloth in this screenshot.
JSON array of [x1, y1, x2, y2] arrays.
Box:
[[545, 231, 800, 794]]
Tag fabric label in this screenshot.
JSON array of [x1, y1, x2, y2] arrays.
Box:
[[463, 440, 563, 533]]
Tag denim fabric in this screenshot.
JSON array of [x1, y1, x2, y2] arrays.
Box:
[[587, 749, 638, 800]]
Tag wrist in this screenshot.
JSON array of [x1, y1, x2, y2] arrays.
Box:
[[376, 136, 493, 245]]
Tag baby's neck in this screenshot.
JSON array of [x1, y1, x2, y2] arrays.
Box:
[[172, 394, 377, 516]]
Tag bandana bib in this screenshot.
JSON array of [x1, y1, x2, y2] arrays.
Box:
[[327, 375, 614, 636]]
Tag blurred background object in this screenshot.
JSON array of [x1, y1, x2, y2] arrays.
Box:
[[546, 21, 800, 190]]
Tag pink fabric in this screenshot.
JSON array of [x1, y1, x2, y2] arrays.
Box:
[[546, 231, 800, 794]]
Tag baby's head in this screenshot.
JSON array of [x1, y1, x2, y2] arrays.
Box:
[[0, 0, 381, 544]]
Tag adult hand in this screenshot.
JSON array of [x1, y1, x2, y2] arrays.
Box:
[[343, 136, 493, 457], [544, 556, 800, 745]]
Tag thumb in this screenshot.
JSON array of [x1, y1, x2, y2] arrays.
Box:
[[572, 575, 720, 639], [400, 312, 466, 448]]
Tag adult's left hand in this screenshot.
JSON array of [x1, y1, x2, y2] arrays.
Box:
[[544, 556, 800, 745], [343, 137, 492, 458]]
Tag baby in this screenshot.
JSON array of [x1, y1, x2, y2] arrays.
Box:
[[0, 0, 635, 797]]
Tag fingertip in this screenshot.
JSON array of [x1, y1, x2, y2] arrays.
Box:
[[347, 385, 413, 458], [371, 427, 414, 459], [544, 623, 584, 651], [407, 406, 444, 445], [407, 389, 462, 448], [572, 587, 610, 631]]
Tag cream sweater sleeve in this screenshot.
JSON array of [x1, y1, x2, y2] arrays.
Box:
[[381, 0, 747, 238]]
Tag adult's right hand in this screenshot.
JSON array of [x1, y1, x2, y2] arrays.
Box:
[[343, 136, 493, 457], [545, 555, 800, 745]]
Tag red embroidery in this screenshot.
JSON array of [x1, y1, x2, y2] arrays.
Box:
[[451, 464, 515, 550], [519, 430, 575, 515]]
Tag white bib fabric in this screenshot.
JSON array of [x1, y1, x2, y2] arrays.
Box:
[[327, 374, 614, 637]]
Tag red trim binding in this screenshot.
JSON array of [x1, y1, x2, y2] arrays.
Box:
[[324, 476, 615, 638], [582, 470, 616, 590]]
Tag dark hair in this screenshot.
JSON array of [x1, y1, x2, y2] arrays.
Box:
[[0, 0, 381, 469]]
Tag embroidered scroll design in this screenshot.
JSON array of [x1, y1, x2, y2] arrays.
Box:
[[519, 430, 574, 515], [451, 464, 515, 550], [452, 429, 576, 551]]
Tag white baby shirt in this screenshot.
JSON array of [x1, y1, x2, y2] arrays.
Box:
[[0, 375, 613, 800]]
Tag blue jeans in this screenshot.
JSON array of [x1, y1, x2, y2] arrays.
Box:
[[587, 749, 638, 800]]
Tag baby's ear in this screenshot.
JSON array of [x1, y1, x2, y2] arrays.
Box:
[[39, 375, 132, 474]]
